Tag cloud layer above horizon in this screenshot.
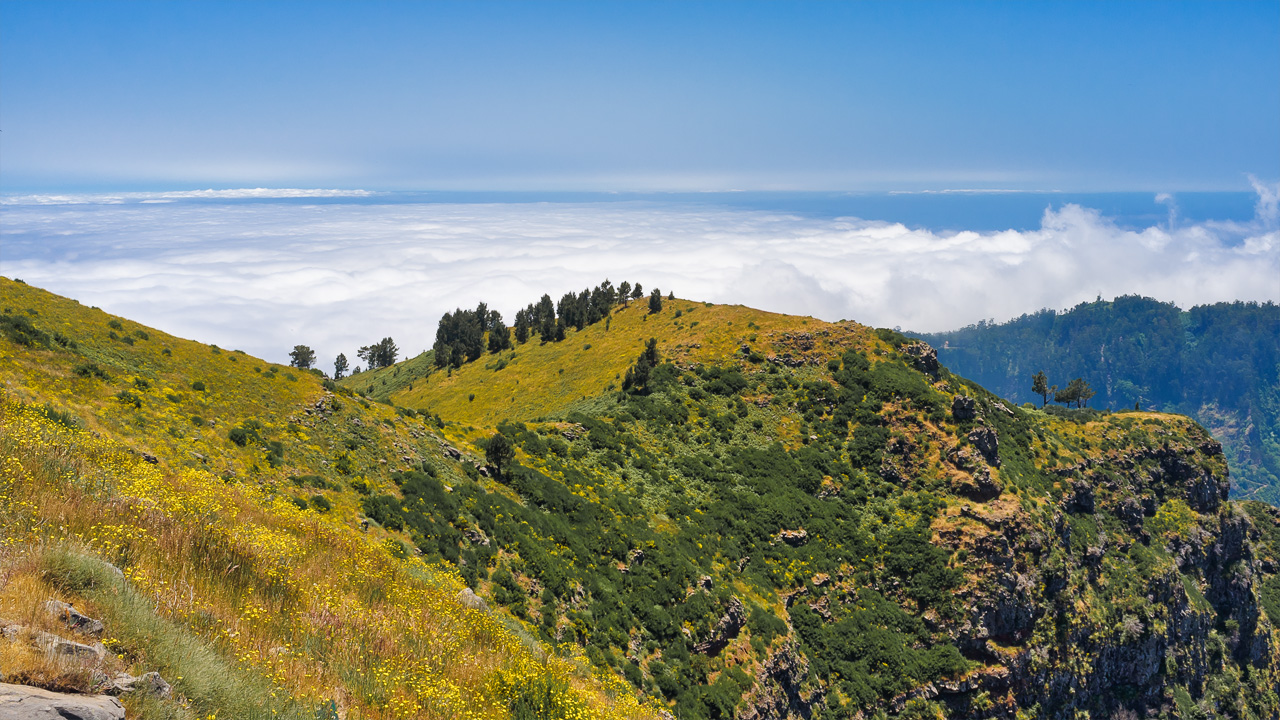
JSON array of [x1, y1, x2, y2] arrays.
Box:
[[2, 189, 1277, 367]]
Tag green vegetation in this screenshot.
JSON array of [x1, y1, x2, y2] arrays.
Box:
[[3, 276, 1279, 720], [914, 296, 1280, 502]]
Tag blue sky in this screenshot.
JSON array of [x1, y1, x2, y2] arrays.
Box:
[[3, 0, 1277, 192]]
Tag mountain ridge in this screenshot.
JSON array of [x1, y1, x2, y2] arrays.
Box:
[[2, 277, 1279, 719]]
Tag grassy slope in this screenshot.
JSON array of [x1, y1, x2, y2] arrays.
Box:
[[0, 277, 656, 720], [374, 298, 870, 427], [343, 349, 438, 404]]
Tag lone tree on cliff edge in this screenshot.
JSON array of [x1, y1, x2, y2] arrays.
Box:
[[1032, 371, 1050, 407], [289, 345, 316, 369]]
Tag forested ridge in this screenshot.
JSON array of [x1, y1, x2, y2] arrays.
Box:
[[912, 296, 1280, 503]]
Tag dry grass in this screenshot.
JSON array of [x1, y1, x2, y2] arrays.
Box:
[[392, 298, 871, 428], [0, 385, 658, 719]]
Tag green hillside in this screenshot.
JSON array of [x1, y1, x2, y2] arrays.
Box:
[[910, 296, 1280, 503], [0, 277, 655, 720], [4, 277, 1280, 719]]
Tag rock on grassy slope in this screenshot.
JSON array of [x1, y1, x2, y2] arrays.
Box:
[[4, 276, 1280, 719]]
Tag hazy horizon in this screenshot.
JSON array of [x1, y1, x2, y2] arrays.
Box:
[[2, 1, 1276, 366], [3, 186, 1276, 367]]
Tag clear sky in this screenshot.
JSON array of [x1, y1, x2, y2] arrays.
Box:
[[3, 0, 1277, 192]]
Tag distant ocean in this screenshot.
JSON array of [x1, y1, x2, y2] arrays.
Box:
[[4, 190, 1261, 234], [238, 190, 1264, 233]]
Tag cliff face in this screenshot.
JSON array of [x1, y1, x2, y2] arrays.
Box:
[[935, 413, 1278, 718]]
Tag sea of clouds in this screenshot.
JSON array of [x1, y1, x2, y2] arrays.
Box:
[[1, 183, 1276, 368]]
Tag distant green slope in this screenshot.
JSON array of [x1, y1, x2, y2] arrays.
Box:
[[912, 296, 1280, 504]]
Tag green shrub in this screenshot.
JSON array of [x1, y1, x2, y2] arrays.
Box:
[[73, 362, 109, 380], [266, 440, 285, 468], [192, 380, 206, 392], [114, 390, 141, 408], [40, 403, 81, 429], [0, 314, 51, 347], [309, 495, 332, 513], [747, 605, 787, 643], [334, 454, 355, 476]]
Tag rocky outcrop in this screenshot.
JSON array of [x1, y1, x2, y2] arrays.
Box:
[[0, 683, 124, 720], [951, 395, 977, 421], [967, 425, 1000, 467], [933, 432, 1277, 720], [1, 623, 105, 663], [950, 464, 1002, 501], [693, 597, 745, 656], [901, 342, 940, 377], [773, 529, 809, 547], [740, 641, 823, 720]]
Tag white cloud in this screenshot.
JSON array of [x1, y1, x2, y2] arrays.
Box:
[[1, 189, 1277, 367], [0, 188, 375, 206]]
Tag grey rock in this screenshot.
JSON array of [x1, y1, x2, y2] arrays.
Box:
[[457, 588, 490, 612], [107, 671, 172, 699], [739, 640, 824, 720], [953, 465, 1002, 502], [693, 597, 746, 656], [951, 394, 978, 421], [968, 425, 1000, 467], [44, 600, 105, 637], [0, 682, 125, 720], [4, 624, 104, 663], [901, 341, 940, 377]]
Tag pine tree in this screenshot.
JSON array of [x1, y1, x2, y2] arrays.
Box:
[[485, 432, 515, 478], [333, 353, 349, 380], [488, 317, 510, 353], [289, 345, 316, 369], [649, 288, 663, 314], [514, 309, 530, 344], [623, 338, 660, 393], [1032, 371, 1050, 407]]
